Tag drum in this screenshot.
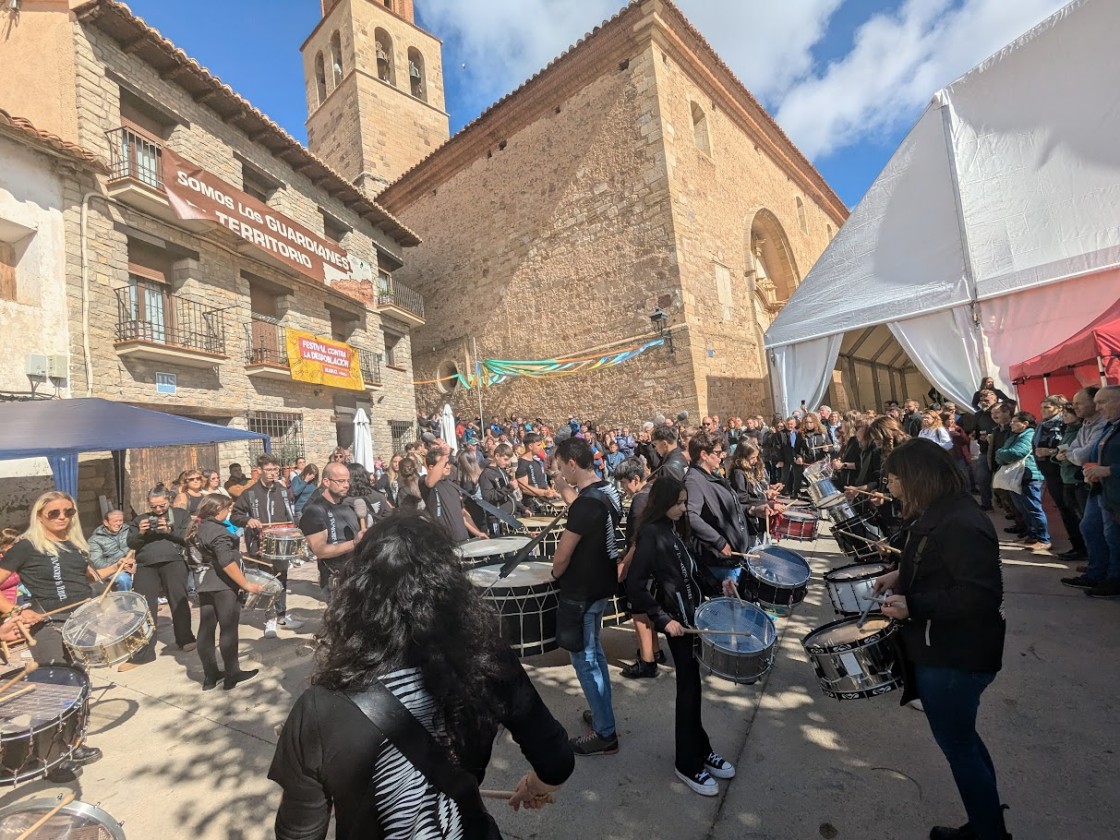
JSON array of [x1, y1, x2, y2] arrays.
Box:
[[468, 562, 558, 658], [537, 500, 567, 518], [806, 477, 841, 507], [817, 493, 858, 523], [61, 592, 154, 668], [0, 663, 91, 785], [511, 518, 566, 559], [262, 526, 306, 562], [0, 797, 125, 838], [601, 590, 631, 629], [455, 536, 534, 569], [743, 545, 812, 614], [824, 562, 891, 616], [801, 616, 903, 700], [242, 567, 284, 612], [830, 511, 887, 562], [693, 598, 777, 684], [773, 509, 819, 541]]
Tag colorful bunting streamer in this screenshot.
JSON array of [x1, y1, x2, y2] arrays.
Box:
[[413, 338, 665, 390]]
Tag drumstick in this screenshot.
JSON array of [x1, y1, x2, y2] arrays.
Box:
[[242, 554, 274, 568], [0, 640, 9, 664], [14, 792, 76, 840], [0, 684, 35, 706], [852, 487, 889, 501], [0, 661, 37, 699], [38, 598, 91, 619], [97, 561, 129, 603], [14, 622, 34, 648], [682, 627, 753, 638], [832, 528, 902, 555]]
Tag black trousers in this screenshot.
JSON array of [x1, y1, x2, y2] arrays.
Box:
[[665, 634, 713, 776], [29, 621, 71, 666], [197, 589, 242, 680], [1060, 483, 1089, 554], [132, 561, 195, 663]]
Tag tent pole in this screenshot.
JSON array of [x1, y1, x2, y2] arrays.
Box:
[[472, 337, 485, 429], [1042, 375, 1050, 397], [1099, 355, 1107, 386]]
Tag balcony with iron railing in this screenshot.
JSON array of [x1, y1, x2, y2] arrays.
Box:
[[358, 348, 383, 388], [375, 275, 425, 326], [244, 317, 292, 379], [113, 283, 227, 367]]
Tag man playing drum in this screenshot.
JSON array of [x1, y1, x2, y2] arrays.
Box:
[[300, 461, 366, 599], [231, 453, 303, 639]]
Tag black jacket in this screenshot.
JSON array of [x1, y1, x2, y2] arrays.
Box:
[[657, 447, 689, 482], [127, 507, 188, 566], [193, 518, 245, 593], [626, 518, 721, 632], [896, 491, 1005, 675], [775, 429, 811, 464], [728, 467, 768, 536], [232, 481, 295, 558], [683, 466, 749, 567], [478, 462, 517, 516]]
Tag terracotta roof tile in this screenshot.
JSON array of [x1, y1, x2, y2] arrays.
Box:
[[0, 109, 110, 173]]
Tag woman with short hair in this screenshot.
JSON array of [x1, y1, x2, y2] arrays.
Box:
[[270, 514, 574, 838], [874, 439, 1009, 840], [995, 411, 1051, 550]]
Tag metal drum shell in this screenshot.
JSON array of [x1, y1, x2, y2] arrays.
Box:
[[817, 494, 859, 523], [262, 527, 306, 561], [693, 598, 777, 684], [824, 562, 891, 616], [243, 567, 284, 612], [801, 616, 904, 700], [0, 663, 91, 785], [773, 509, 819, 541], [743, 546, 812, 615], [0, 797, 125, 838], [806, 477, 841, 507], [61, 592, 155, 668]]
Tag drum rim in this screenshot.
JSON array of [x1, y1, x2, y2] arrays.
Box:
[[824, 562, 891, 583], [0, 798, 125, 839], [746, 549, 812, 587], [696, 648, 774, 684], [801, 615, 895, 651], [61, 592, 152, 647], [820, 679, 903, 700], [455, 536, 534, 557], [0, 664, 91, 767], [468, 561, 555, 590], [693, 597, 777, 652]]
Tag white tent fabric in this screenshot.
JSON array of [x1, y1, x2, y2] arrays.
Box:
[[769, 335, 842, 416], [440, 404, 457, 455], [352, 408, 374, 471], [765, 0, 1120, 415]]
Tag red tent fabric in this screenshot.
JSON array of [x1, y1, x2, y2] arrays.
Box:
[[1011, 297, 1120, 409]]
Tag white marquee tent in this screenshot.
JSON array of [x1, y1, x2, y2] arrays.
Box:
[[765, 0, 1120, 415]]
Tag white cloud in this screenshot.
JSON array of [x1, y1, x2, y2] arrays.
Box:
[[775, 0, 1070, 158]]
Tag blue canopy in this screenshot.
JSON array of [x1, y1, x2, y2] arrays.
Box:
[[0, 398, 269, 496]]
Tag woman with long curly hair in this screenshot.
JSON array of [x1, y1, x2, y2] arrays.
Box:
[[270, 514, 574, 839]]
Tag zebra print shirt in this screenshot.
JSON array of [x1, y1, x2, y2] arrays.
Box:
[[373, 668, 464, 840]]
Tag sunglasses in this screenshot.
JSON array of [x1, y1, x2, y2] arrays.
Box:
[[187, 476, 203, 481], [45, 507, 76, 521]]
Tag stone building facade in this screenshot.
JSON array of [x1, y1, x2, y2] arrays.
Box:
[[0, 0, 425, 525], [374, 0, 849, 423]]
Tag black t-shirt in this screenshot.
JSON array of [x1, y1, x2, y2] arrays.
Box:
[[0, 539, 92, 611], [625, 486, 651, 549], [420, 480, 470, 544], [300, 497, 361, 568], [559, 481, 621, 602], [515, 457, 549, 490]]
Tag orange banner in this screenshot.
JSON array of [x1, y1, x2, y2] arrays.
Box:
[[284, 329, 364, 391]]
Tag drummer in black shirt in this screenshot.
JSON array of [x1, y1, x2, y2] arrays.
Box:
[[422, 448, 486, 544], [516, 433, 561, 513], [479, 443, 519, 535], [0, 492, 115, 775], [301, 462, 365, 597], [613, 458, 662, 679]]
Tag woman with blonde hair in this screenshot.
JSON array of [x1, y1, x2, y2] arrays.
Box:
[[918, 410, 953, 450]]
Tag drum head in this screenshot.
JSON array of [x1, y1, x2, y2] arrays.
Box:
[[245, 567, 283, 594], [0, 798, 125, 840], [694, 598, 775, 653], [264, 526, 302, 538], [817, 493, 848, 509], [747, 546, 812, 587], [455, 537, 532, 559], [805, 616, 892, 648], [0, 664, 89, 736], [825, 562, 890, 583], [783, 510, 817, 524], [517, 518, 555, 528], [468, 561, 553, 589], [62, 591, 150, 647]]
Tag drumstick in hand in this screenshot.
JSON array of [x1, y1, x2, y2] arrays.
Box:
[[97, 560, 129, 603], [0, 661, 37, 700], [14, 792, 76, 840], [682, 627, 753, 638], [833, 528, 902, 555], [38, 598, 91, 619], [0, 684, 36, 706], [14, 622, 35, 648]]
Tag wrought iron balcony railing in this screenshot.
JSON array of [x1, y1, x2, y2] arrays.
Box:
[[106, 126, 164, 191], [114, 282, 226, 355]]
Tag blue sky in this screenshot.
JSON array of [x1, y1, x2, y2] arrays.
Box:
[[120, 0, 1067, 208]]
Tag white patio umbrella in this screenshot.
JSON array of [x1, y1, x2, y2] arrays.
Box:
[[352, 408, 375, 471], [441, 403, 457, 454]]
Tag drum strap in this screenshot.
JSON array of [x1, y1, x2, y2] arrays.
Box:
[[902, 534, 931, 592], [346, 682, 502, 840]]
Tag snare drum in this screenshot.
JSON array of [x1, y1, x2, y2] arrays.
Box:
[[455, 536, 534, 569], [0, 797, 125, 838], [830, 511, 887, 562], [693, 598, 777, 684], [824, 562, 891, 616], [262, 526, 306, 562], [0, 663, 91, 785], [773, 509, 819, 541], [61, 591, 154, 668], [806, 477, 841, 507], [801, 616, 903, 700], [537, 500, 567, 518], [743, 545, 812, 615], [816, 493, 856, 521], [243, 567, 284, 612], [468, 562, 558, 657]]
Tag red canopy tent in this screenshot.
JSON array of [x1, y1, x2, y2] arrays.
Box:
[[1010, 297, 1120, 410]]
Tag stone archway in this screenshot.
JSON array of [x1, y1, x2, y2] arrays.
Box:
[[745, 208, 801, 311]]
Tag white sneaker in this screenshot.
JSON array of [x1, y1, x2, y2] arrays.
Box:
[[264, 619, 278, 639], [675, 768, 718, 797], [704, 752, 736, 779], [277, 614, 304, 631], [157, 596, 168, 605], [907, 699, 925, 712]]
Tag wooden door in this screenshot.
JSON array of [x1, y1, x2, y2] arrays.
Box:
[[127, 444, 219, 514]]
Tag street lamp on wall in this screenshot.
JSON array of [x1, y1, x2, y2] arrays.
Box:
[[649, 308, 674, 354]]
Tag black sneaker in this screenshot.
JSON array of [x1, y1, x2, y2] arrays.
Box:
[[70, 745, 102, 766], [1061, 574, 1100, 590], [675, 767, 718, 797], [620, 660, 658, 679], [1086, 579, 1120, 598], [930, 825, 975, 840], [634, 648, 666, 665], [1057, 549, 1085, 562], [1003, 526, 1025, 535], [704, 751, 735, 779], [570, 732, 619, 756]]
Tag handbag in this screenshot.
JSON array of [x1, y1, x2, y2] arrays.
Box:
[[555, 597, 589, 652], [992, 458, 1027, 493], [347, 680, 503, 840]]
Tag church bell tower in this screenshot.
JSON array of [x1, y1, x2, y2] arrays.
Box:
[[302, 0, 450, 197]]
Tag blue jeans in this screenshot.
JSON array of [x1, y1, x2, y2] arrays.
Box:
[[1081, 494, 1120, 581], [114, 571, 133, 592], [708, 565, 742, 584], [569, 598, 616, 739], [1011, 479, 1050, 542], [915, 666, 1003, 840], [974, 456, 993, 507]]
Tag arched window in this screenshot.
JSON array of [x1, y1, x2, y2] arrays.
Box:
[[690, 101, 710, 156], [330, 32, 344, 86], [796, 196, 808, 234], [407, 47, 426, 100], [375, 28, 395, 85], [314, 52, 327, 105]]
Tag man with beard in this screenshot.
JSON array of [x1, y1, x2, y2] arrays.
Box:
[[301, 461, 366, 599]]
